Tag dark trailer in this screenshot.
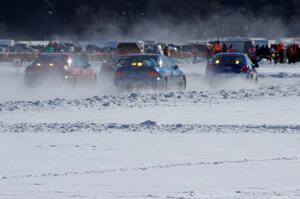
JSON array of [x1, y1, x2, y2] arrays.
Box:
[[217, 38, 253, 53]]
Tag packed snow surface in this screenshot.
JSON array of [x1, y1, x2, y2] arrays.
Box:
[[0, 60, 300, 198]]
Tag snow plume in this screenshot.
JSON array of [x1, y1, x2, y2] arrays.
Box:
[[78, 16, 286, 43]]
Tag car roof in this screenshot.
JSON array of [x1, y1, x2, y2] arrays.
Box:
[[215, 52, 247, 56], [126, 53, 159, 57], [37, 54, 69, 60]]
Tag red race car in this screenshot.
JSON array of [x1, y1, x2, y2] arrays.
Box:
[[25, 54, 97, 87]]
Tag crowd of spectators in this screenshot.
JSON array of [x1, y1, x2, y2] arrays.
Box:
[[207, 40, 300, 64], [0, 40, 299, 64]]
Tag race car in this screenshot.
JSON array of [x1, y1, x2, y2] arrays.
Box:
[[24, 54, 96, 87], [114, 54, 186, 90], [205, 52, 259, 82]]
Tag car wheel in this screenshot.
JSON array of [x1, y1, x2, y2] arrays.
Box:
[[24, 76, 35, 88], [162, 77, 168, 90], [24, 79, 33, 87], [251, 72, 258, 83], [70, 77, 77, 87], [114, 79, 126, 92], [179, 75, 186, 90], [114, 79, 120, 89], [91, 75, 98, 86], [254, 73, 258, 83]]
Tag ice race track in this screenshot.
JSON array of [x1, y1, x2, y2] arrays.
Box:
[[1, 60, 300, 199]]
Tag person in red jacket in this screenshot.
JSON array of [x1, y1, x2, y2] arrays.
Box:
[[287, 45, 295, 64], [277, 43, 285, 63], [227, 44, 235, 53], [213, 41, 222, 54], [248, 45, 256, 62]]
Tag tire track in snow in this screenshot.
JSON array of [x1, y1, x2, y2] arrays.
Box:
[[1, 156, 300, 181], [1, 121, 300, 134]]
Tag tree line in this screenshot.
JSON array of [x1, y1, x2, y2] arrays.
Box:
[[0, 0, 299, 39]]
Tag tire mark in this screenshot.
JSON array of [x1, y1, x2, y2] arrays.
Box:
[[2, 156, 300, 181]]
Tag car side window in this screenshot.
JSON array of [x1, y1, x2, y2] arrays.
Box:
[[69, 55, 77, 67], [161, 56, 173, 67], [80, 54, 90, 67], [77, 56, 86, 68], [245, 56, 253, 67], [71, 55, 86, 68], [168, 57, 176, 67], [143, 59, 156, 67], [157, 55, 163, 67]]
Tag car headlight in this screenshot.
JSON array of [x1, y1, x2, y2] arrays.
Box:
[[67, 58, 72, 66]]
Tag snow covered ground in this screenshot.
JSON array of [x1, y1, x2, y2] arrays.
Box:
[[0, 60, 300, 198]]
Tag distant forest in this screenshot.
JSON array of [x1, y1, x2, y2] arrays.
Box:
[[0, 0, 299, 40]]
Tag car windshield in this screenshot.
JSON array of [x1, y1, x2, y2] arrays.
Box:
[[108, 56, 127, 64], [121, 56, 158, 68], [214, 54, 245, 67], [117, 43, 139, 50], [33, 55, 67, 66]]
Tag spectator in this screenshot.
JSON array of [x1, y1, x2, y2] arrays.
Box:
[[213, 40, 222, 54], [44, 41, 55, 53], [277, 43, 285, 64], [248, 45, 256, 62], [227, 44, 235, 53]]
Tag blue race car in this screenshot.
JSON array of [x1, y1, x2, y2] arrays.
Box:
[[114, 54, 186, 90], [205, 52, 259, 82]]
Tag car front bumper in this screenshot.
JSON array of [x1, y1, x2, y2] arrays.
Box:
[[114, 77, 164, 89]]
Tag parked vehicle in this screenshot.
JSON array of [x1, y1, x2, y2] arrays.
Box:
[[116, 42, 143, 55]]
